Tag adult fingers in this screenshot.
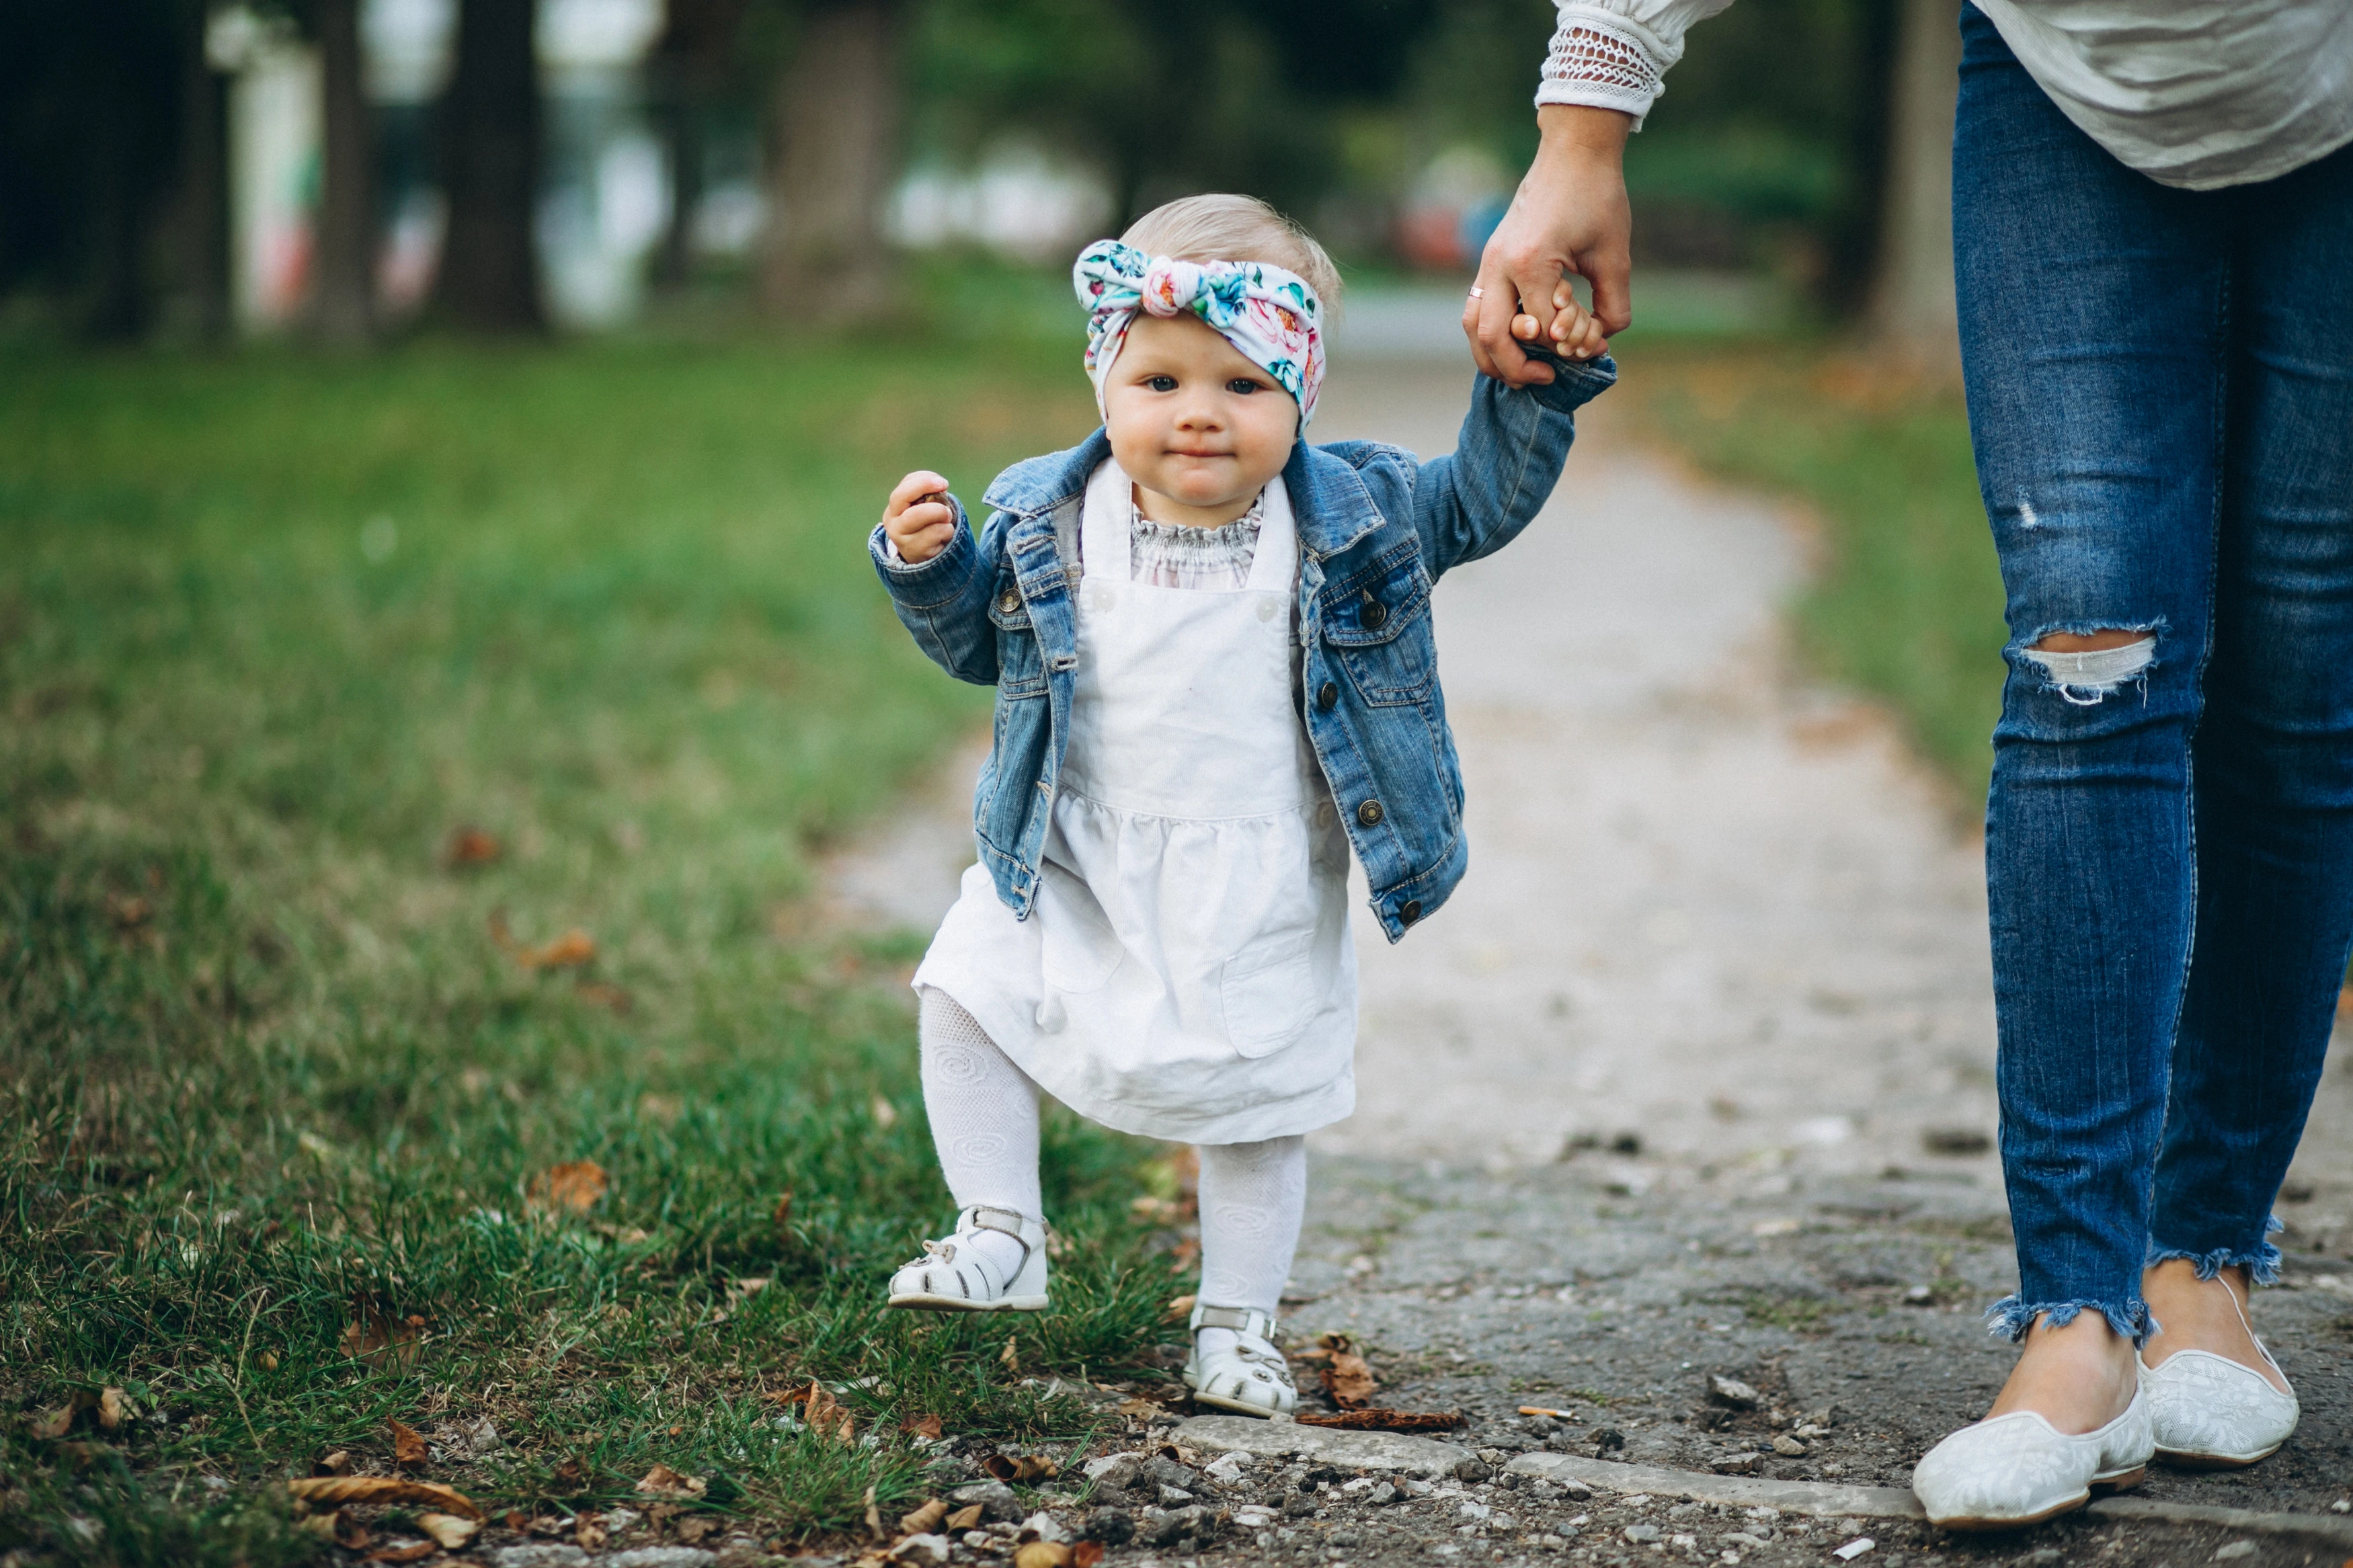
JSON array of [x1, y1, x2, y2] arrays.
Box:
[[1584, 241, 1634, 337], [1464, 251, 1533, 383]]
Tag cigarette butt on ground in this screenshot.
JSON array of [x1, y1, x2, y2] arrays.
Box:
[[1517, 1405, 1572, 1419]]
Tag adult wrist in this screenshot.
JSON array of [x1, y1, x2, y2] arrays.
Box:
[[1536, 104, 1632, 162]]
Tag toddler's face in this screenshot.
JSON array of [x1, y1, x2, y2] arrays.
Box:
[[1102, 313, 1300, 526]]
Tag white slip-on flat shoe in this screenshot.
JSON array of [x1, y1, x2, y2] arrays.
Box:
[[885, 1204, 1049, 1313], [1911, 1387, 2152, 1530], [1182, 1304, 1297, 1419], [2143, 1283, 2298, 1467]]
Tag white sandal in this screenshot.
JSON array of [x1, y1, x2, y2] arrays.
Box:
[[2142, 1277, 2299, 1467], [1183, 1304, 1296, 1419], [885, 1205, 1049, 1313]]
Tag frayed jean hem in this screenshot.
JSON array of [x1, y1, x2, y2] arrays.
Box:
[[2145, 1237, 2283, 1288], [1985, 1294, 2151, 1347]]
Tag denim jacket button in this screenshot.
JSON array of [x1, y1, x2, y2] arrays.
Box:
[[1356, 800, 1384, 827], [997, 589, 1020, 613], [1361, 597, 1389, 631], [1400, 899, 1423, 924], [1316, 681, 1339, 710]]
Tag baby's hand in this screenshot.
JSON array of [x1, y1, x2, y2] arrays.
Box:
[[1513, 279, 1609, 362], [883, 470, 957, 565]]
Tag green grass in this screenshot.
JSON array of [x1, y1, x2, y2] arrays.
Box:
[[0, 334, 1187, 1561], [1618, 343, 2007, 805]]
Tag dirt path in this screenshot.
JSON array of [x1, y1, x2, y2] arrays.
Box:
[[830, 341, 2353, 1553]]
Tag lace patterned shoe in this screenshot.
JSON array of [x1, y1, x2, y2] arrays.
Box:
[[1183, 1304, 1297, 1419], [1910, 1388, 2152, 1530], [2143, 1286, 2298, 1467], [885, 1205, 1049, 1313]]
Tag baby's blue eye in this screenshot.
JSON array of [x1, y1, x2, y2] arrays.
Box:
[[1227, 379, 1260, 395], [1146, 375, 1177, 392]]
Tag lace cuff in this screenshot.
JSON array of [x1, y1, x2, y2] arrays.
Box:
[[1536, 8, 1672, 129]]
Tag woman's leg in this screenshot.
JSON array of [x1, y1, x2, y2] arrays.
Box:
[[1952, 5, 2229, 1429], [918, 986, 1043, 1279], [1195, 1136, 1307, 1352], [2144, 138, 2353, 1379]]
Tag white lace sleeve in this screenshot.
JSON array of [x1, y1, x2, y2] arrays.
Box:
[[1536, 0, 1739, 130]]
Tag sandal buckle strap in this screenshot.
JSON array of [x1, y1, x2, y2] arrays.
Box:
[[1191, 1303, 1276, 1339]]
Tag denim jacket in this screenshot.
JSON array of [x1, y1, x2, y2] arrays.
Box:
[[868, 352, 1616, 942]]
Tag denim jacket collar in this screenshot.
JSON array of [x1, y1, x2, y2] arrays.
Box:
[[981, 427, 1385, 559]]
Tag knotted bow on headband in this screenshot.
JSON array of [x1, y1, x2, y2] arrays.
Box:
[[1073, 239, 1326, 425]]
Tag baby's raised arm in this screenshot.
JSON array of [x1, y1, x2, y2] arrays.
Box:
[[882, 469, 957, 565]]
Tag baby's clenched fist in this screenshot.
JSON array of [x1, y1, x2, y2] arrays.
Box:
[[883, 470, 957, 565]]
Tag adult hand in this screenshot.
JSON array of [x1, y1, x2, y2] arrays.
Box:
[[1464, 105, 1635, 386]]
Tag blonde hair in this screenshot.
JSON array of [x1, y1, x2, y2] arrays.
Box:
[[1120, 194, 1343, 315]]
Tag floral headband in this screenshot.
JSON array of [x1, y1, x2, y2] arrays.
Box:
[[1072, 239, 1326, 425]]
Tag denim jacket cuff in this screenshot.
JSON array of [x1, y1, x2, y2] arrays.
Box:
[[1521, 347, 1619, 415]]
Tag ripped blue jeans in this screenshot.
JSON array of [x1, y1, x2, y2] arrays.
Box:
[[1956, 6, 2353, 1344]]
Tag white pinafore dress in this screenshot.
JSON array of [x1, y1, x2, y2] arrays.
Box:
[[912, 459, 1357, 1145]]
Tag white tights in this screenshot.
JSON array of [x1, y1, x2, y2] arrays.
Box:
[[918, 986, 1305, 1346]]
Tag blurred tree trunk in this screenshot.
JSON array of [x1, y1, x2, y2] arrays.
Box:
[[1822, 0, 1900, 317], [649, 0, 744, 295], [174, 0, 231, 339], [760, 0, 902, 323], [313, 0, 376, 343], [434, 0, 544, 333], [1870, 0, 1961, 364]]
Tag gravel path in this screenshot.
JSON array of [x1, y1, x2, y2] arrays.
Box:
[[828, 345, 2353, 1565]]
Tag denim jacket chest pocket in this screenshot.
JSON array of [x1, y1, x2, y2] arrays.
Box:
[[988, 573, 1046, 700], [1320, 540, 1435, 706]]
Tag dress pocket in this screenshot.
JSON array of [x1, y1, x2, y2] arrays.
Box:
[[1037, 862, 1123, 994], [1219, 928, 1320, 1059]]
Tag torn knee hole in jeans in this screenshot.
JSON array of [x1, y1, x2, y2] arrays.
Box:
[[2022, 632, 2156, 706]]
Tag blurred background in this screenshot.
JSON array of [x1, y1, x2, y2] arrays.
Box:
[[0, 0, 1963, 348]]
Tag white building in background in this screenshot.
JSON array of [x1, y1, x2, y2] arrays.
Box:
[[890, 149, 1113, 264]]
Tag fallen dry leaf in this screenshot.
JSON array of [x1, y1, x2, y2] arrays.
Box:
[[96, 1387, 130, 1432], [898, 1499, 948, 1536], [677, 1515, 719, 1543], [1114, 1398, 1162, 1420], [447, 827, 502, 867], [901, 1412, 944, 1441], [526, 1159, 610, 1215], [1313, 1333, 1378, 1409], [635, 1462, 708, 1501], [799, 1380, 856, 1445], [1072, 1544, 1105, 1568], [575, 1514, 609, 1550], [772, 1192, 795, 1231], [1162, 1293, 1195, 1321], [367, 1540, 436, 1564], [864, 1482, 884, 1541], [489, 913, 598, 971], [389, 1418, 429, 1470], [286, 1476, 484, 1522], [946, 1503, 984, 1532], [337, 1303, 424, 1370], [1294, 1408, 1462, 1432], [29, 1391, 95, 1440], [329, 1508, 372, 1550], [998, 1335, 1021, 1374], [981, 1452, 1058, 1483], [415, 1512, 479, 1550], [1013, 1544, 1072, 1568], [576, 979, 633, 1013]]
